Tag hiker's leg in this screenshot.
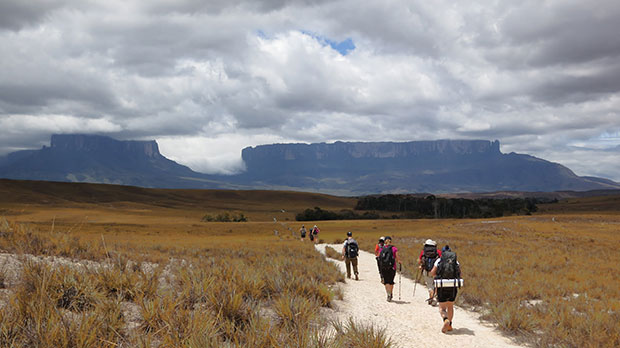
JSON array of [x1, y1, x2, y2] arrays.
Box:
[[446, 302, 454, 322], [345, 258, 352, 278], [352, 257, 358, 276], [438, 302, 448, 318]]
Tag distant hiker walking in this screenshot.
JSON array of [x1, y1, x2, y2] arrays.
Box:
[[299, 225, 307, 241], [430, 245, 462, 333], [375, 236, 385, 282], [341, 231, 359, 280], [418, 239, 442, 305], [378, 236, 401, 302], [311, 225, 320, 244]]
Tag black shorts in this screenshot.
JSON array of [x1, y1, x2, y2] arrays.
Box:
[[301, 232, 306, 238], [381, 268, 396, 285], [436, 287, 458, 302]]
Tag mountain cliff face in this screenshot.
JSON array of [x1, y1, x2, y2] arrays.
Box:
[[1, 135, 618, 194], [0, 134, 203, 187], [237, 140, 620, 194]]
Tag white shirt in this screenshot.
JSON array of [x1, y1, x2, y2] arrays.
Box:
[[434, 257, 460, 268], [343, 237, 356, 248]]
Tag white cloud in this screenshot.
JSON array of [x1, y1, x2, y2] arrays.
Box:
[[1, 0, 620, 182]]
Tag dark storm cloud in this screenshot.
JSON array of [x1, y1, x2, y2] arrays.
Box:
[[529, 62, 620, 105], [0, 0, 67, 30], [142, 0, 335, 15], [0, 82, 117, 114], [497, 1, 620, 68]]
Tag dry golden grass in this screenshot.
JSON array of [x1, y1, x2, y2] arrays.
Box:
[[0, 218, 392, 347], [2, 180, 620, 347], [342, 215, 620, 348]]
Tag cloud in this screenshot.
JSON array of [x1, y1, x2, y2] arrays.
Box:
[[0, 0, 619, 182], [0, 0, 68, 30]]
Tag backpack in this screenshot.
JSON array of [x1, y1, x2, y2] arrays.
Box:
[[436, 251, 460, 279], [421, 245, 438, 272], [345, 239, 359, 258], [379, 246, 395, 271]]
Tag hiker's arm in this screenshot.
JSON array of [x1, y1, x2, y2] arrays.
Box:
[[430, 265, 437, 277]]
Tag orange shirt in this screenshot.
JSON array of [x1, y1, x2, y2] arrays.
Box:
[[374, 244, 384, 257]]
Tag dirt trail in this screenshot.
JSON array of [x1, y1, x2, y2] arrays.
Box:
[[317, 244, 525, 348]]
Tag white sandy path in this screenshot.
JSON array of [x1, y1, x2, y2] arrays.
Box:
[[316, 244, 526, 348]]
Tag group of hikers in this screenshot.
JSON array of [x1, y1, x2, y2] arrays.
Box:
[[299, 224, 320, 243], [339, 231, 462, 334]]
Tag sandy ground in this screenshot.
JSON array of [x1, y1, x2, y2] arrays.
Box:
[[317, 244, 526, 348]]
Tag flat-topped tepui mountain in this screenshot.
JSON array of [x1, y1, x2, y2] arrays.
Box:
[[1, 134, 619, 195], [0, 134, 214, 189]]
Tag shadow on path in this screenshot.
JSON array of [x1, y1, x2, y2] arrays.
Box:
[[449, 327, 476, 336]]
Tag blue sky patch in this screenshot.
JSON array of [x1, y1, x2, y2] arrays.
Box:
[[301, 31, 356, 55]]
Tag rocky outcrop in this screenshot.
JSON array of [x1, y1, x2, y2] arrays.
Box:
[[50, 134, 161, 158]]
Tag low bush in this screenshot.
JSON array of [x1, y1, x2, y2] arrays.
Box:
[[201, 212, 248, 222]]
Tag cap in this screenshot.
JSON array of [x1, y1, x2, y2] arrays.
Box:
[[347, 231, 352, 236], [384, 236, 392, 240], [424, 239, 436, 246], [379, 236, 385, 241]]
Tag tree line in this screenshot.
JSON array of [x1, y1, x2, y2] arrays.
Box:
[[296, 194, 554, 221], [355, 194, 547, 218]]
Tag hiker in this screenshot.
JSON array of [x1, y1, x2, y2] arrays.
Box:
[[299, 225, 307, 241], [430, 245, 461, 333], [311, 224, 320, 244], [417, 239, 442, 305], [378, 236, 401, 302], [374, 236, 385, 282], [341, 231, 359, 280]]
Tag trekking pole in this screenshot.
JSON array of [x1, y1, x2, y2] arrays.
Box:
[[398, 263, 402, 300], [413, 267, 421, 297]]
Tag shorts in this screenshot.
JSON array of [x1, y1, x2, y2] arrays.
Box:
[[301, 232, 306, 238], [422, 270, 435, 290], [309, 234, 314, 241], [436, 287, 458, 302], [381, 268, 396, 285]]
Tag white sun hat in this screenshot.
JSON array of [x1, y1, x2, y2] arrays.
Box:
[[424, 239, 437, 246]]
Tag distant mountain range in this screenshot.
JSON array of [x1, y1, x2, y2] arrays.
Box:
[[1, 134, 619, 195]]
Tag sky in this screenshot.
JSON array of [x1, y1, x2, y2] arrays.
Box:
[[1, 0, 619, 180]]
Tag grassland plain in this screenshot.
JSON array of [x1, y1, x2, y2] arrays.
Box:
[[344, 215, 620, 348], [0, 219, 396, 347], [1, 180, 619, 347]]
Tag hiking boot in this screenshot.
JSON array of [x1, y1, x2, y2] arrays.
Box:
[[355, 274, 359, 281], [447, 321, 453, 332], [387, 294, 392, 302], [347, 275, 351, 279], [441, 318, 451, 333]]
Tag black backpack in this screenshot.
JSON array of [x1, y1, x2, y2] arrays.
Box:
[[379, 246, 395, 271], [436, 251, 460, 279], [346, 240, 359, 258], [421, 245, 439, 272]]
